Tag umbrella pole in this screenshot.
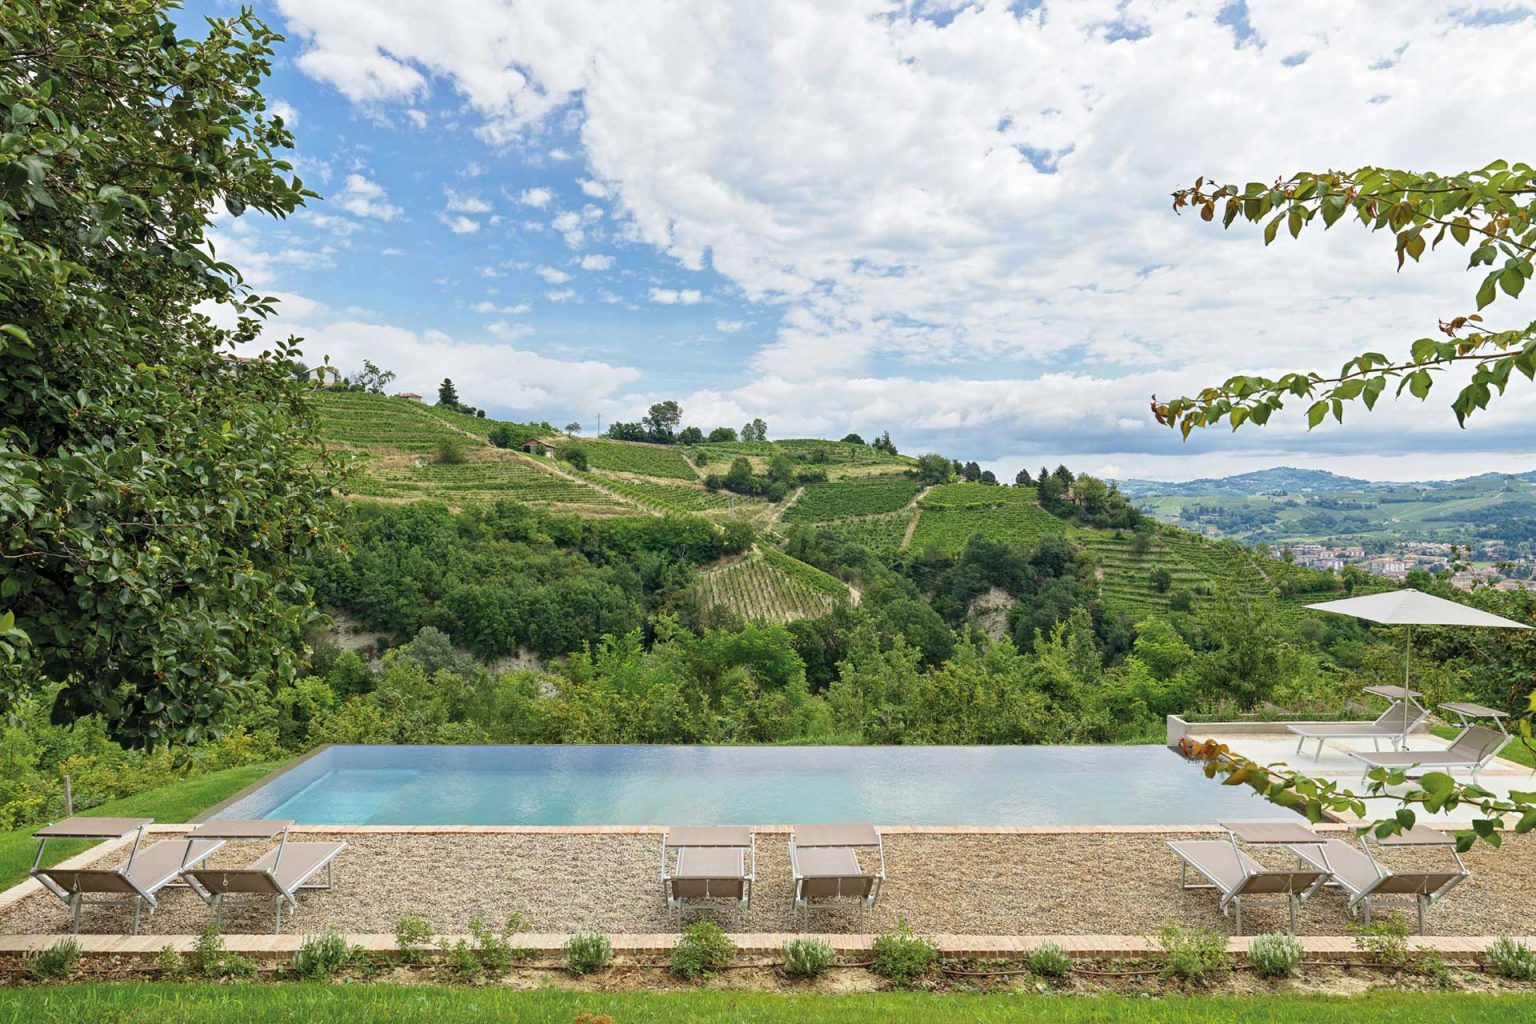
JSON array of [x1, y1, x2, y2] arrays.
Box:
[[1403, 624, 1412, 750]]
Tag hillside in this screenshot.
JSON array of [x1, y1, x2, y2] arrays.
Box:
[[317, 392, 1339, 625]]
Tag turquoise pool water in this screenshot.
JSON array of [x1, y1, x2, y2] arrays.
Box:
[[213, 745, 1289, 826]]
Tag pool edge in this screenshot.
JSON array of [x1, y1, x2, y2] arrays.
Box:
[[192, 744, 335, 823]]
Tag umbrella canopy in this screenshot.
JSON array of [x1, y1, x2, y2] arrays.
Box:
[[1305, 588, 1529, 748], [1305, 589, 1531, 629]]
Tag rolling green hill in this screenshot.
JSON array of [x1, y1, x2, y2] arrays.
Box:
[[316, 391, 1339, 624]]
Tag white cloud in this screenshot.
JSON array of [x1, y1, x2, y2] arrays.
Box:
[[270, 99, 299, 126], [650, 287, 703, 305], [461, 161, 487, 177], [549, 147, 575, 161], [440, 213, 481, 234], [546, 288, 577, 302], [473, 300, 532, 314], [518, 187, 554, 208], [715, 319, 744, 333], [381, 247, 406, 256], [444, 189, 493, 214], [579, 253, 614, 271], [405, 108, 429, 128], [536, 265, 572, 284], [275, 1, 1536, 463], [488, 320, 535, 341], [551, 209, 585, 247], [336, 173, 402, 221]]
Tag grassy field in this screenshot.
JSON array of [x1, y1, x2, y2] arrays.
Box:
[[2, 986, 1532, 1024], [0, 763, 277, 891]]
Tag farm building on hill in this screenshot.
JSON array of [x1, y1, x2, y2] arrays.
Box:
[[522, 439, 557, 457], [394, 391, 422, 401]]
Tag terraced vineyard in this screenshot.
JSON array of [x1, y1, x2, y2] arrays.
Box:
[[585, 441, 698, 480], [816, 511, 913, 551], [694, 439, 912, 467], [921, 482, 1040, 508], [1076, 527, 1282, 619], [350, 451, 637, 514], [316, 392, 470, 452], [595, 475, 760, 515], [693, 548, 849, 623], [781, 478, 921, 524], [909, 500, 1069, 555]]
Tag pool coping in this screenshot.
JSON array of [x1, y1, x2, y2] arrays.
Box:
[[192, 744, 336, 823]]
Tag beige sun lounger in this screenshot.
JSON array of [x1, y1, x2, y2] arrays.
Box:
[[31, 817, 224, 934], [660, 826, 755, 927], [180, 819, 344, 933], [1288, 828, 1468, 934], [1349, 725, 1512, 784], [789, 824, 884, 930], [1168, 839, 1328, 935], [1288, 701, 1428, 761]]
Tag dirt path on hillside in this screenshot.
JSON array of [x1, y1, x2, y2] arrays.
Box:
[[519, 453, 657, 517], [763, 486, 804, 528], [900, 509, 921, 549]]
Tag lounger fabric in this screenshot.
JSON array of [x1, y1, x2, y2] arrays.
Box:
[[1168, 839, 1327, 934], [190, 841, 344, 896], [1351, 725, 1510, 774]]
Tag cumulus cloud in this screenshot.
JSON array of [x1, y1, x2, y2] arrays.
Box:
[[650, 287, 703, 305], [440, 214, 481, 234], [269, 99, 299, 125], [579, 253, 614, 271], [473, 300, 532, 314], [715, 319, 744, 333], [518, 186, 554, 208], [536, 265, 572, 284], [546, 288, 577, 302], [273, 1, 1536, 466], [444, 189, 493, 214], [336, 173, 402, 221]]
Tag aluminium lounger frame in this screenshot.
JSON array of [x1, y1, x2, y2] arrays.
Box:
[[788, 824, 885, 931], [1168, 828, 1329, 935], [1349, 724, 1513, 786], [659, 826, 756, 928], [1287, 826, 1468, 934], [180, 819, 345, 933]]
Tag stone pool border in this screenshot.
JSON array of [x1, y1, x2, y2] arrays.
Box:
[[9, 821, 1524, 962]]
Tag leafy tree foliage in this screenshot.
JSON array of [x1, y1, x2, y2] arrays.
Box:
[[706, 426, 737, 442], [840, 432, 866, 445], [740, 417, 768, 442], [676, 426, 704, 444], [437, 378, 460, 407], [0, 1, 339, 745], [350, 360, 395, 394], [871, 431, 898, 455], [1157, 163, 1536, 435], [642, 400, 682, 443], [914, 453, 954, 485]]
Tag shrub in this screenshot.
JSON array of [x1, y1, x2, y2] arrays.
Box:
[[1489, 936, 1536, 981], [154, 944, 185, 980], [670, 920, 737, 980], [1350, 913, 1413, 970], [1155, 921, 1227, 984], [558, 444, 589, 471], [468, 912, 534, 977], [395, 915, 435, 965], [293, 929, 356, 980], [1248, 932, 1304, 979], [870, 920, 939, 986], [564, 932, 614, 975], [435, 438, 466, 464], [1026, 941, 1073, 978], [192, 924, 255, 980], [782, 937, 836, 980], [23, 938, 80, 981]]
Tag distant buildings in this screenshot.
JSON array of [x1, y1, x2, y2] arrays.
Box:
[[395, 391, 422, 401]]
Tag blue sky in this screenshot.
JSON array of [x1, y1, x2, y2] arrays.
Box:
[[192, 0, 1536, 482]]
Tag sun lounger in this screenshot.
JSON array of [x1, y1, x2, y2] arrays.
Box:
[[1288, 700, 1428, 761], [30, 817, 225, 934], [1168, 838, 1328, 935], [180, 819, 344, 933], [1349, 725, 1512, 784], [660, 826, 754, 927], [1288, 827, 1468, 934], [789, 823, 884, 930]]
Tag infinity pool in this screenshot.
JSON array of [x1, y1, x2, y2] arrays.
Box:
[[212, 745, 1289, 826]]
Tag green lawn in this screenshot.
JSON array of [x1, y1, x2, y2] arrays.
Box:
[[0, 986, 1532, 1023], [0, 763, 276, 891], [1430, 726, 1536, 769]]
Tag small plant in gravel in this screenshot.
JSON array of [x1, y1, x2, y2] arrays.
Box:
[[154, 944, 185, 980], [22, 938, 80, 981], [871, 920, 939, 987], [192, 924, 254, 980], [782, 937, 836, 980], [395, 915, 435, 965], [1025, 941, 1073, 979], [1349, 913, 1413, 970], [1155, 921, 1228, 985], [1248, 932, 1304, 980], [1489, 936, 1536, 981], [564, 932, 614, 975], [293, 929, 357, 980], [670, 920, 737, 980]]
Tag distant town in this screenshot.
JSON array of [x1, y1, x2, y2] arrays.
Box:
[[1278, 541, 1535, 592]]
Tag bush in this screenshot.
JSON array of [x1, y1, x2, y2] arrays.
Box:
[[459, 912, 533, 977], [558, 444, 589, 471], [870, 920, 939, 986], [192, 925, 254, 980], [23, 938, 80, 981], [435, 438, 466, 464], [1489, 936, 1536, 981], [564, 932, 613, 975], [395, 915, 435, 965], [1248, 932, 1304, 979], [1350, 913, 1413, 970], [293, 929, 356, 980], [1025, 941, 1073, 978], [154, 944, 185, 980], [1155, 921, 1227, 984], [782, 937, 836, 979], [670, 920, 737, 980]]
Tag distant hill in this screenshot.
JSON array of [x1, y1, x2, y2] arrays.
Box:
[[1116, 467, 1374, 498]]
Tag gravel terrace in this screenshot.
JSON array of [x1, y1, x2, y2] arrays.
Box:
[[3, 831, 1530, 938]]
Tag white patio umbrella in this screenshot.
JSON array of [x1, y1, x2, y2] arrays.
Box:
[[1305, 588, 1530, 748]]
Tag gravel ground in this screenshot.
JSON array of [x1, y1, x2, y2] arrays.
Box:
[[3, 831, 1530, 938]]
